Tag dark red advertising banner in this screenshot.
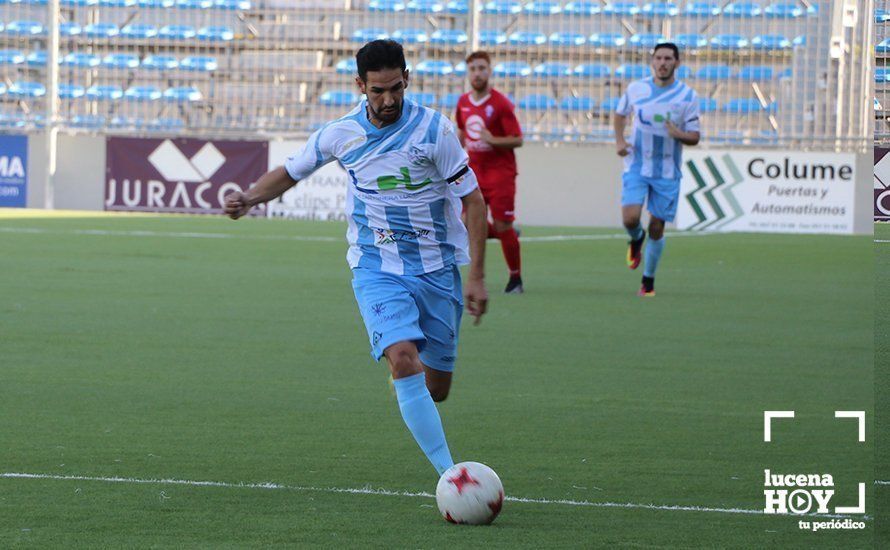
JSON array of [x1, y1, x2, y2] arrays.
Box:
[[105, 137, 268, 214], [876, 147, 890, 221]]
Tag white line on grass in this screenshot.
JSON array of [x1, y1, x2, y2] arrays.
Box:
[[876, 480, 890, 485], [0, 472, 867, 520]]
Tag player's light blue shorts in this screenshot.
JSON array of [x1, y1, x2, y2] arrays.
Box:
[[621, 172, 681, 222], [352, 264, 463, 372]]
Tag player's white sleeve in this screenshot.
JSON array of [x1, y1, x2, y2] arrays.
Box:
[[283, 126, 336, 181], [615, 92, 632, 116], [433, 117, 478, 198], [684, 93, 701, 134]]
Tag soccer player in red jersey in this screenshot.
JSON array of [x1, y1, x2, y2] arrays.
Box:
[[455, 51, 525, 294]]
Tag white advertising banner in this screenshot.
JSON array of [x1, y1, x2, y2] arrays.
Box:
[[676, 151, 857, 234], [267, 140, 349, 221]]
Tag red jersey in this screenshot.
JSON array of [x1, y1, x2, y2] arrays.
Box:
[[455, 89, 522, 179]]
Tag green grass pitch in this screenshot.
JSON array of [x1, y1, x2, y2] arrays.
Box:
[[0, 213, 877, 548]]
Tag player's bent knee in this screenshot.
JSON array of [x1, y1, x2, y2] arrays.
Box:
[[493, 220, 512, 234], [384, 342, 423, 379]]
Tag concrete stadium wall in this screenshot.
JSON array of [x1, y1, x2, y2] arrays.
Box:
[[20, 134, 873, 234]]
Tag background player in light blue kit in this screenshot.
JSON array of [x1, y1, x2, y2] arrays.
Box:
[[614, 43, 701, 296], [223, 40, 489, 476]]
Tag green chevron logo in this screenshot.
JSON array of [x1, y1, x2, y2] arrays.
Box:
[[684, 154, 744, 230]]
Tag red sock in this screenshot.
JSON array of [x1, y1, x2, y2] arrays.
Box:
[[487, 221, 497, 239], [497, 228, 521, 277]]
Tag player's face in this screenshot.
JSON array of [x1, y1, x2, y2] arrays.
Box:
[[356, 68, 409, 126], [467, 59, 491, 92], [651, 49, 678, 82]]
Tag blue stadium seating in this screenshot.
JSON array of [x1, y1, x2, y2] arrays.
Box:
[[877, 38, 890, 54], [483, 0, 522, 14], [440, 93, 461, 109], [736, 66, 773, 80], [414, 59, 453, 76], [102, 53, 140, 69], [125, 86, 162, 101], [62, 52, 101, 68], [723, 2, 762, 17], [676, 66, 692, 79], [698, 97, 718, 112], [84, 23, 120, 38], [642, 2, 678, 17], [549, 32, 586, 46], [215, 0, 250, 9], [392, 29, 428, 44], [4, 21, 45, 36], [524, 1, 562, 15], [518, 94, 556, 110], [493, 61, 531, 77], [573, 63, 610, 78], [335, 58, 357, 74], [59, 23, 82, 36], [0, 83, 5, 96], [603, 2, 640, 16], [148, 118, 186, 130], [615, 64, 648, 79], [320, 90, 360, 106], [406, 0, 444, 13], [710, 34, 749, 50], [675, 34, 707, 49], [100, 0, 138, 6], [180, 56, 218, 71], [601, 97, 621, 111], [877, 98, 884, 111], [764, 2, 802, 18], [533, 62, 571, 78], [876, 68, 890, 83], [685, 2, 720, 16], [368, 0, 406, 12], [560, 96, 596, 111], [62, 0, 99, 6], [177, 0, 213, 7], [138, 0, 175, 7], [198, 26, 234, 41], [0, 114, 26, 129], [407, 92, 436, 106], [752, 34, 790, 50], [7, 81, 46, 98], [121, 24, 158, 39], [509, 31, 546, 46], [164, 86, 203, 102], [159, 25, 198, 40], [352, 29, 388, 43], [430, 29, 468, 44], [453, 61, 466, 76], [0, 50, 25, 65], [71, 115, 107, 129], [793, 35, 806, 46], [26, 51, 47, 66], [589, 33, 626, 48], [877, 9, 890, 23], [480, 30, 507, 45], [629, 33, 666, 49], [141, 55, 179, 70], [87, 85, 124, 100], [445, 1, 469, 14], [695, 64, 732, 80], [563, 1, 601, 15], [778, 67, 792, 79], [722, 98, 763, 113], [58, 84, 86, 99]]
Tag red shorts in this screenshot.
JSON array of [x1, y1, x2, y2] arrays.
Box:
[[477, 172, 516, 222]]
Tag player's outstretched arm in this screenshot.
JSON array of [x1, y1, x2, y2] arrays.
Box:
[[613, 113, 631, 156], [224, 166, 298, 220], [461, 187, 488, 325]]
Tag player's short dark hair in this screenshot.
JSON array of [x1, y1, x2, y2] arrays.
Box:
[[355, 39, 407, 81], [465, 50, 491, 65], [652, 42, 680, 60]]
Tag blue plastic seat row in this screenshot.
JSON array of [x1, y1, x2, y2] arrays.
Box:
[[0, 50, 217, 71], [364, 1, 816, 17], [0, 82, 205, 101], [0, 21, 237, 41], [41, 0, 252, 8], [878, 9, 890, 23]]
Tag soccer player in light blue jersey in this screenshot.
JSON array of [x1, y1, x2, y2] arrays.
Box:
[[223, 40, 489, 476], [614, 43, 701, 296]]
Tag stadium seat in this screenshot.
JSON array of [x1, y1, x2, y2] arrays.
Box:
[[603, 2, 640, 16], [58, 84, 85, 99], [83, 23, 120, 38], [392, 29, 428, 44], [109, 116, 141, 128], [61, 0, 99, 5], [406, 0, 444, 13], [121, 24, 158, 39], [407, 92, 437, 106], [141, 55, 179, 70], [180, 56, 218, 71], [0, 50, 25, 65], [198, 26, 234, 41], [684, 2, 720, 16], [59, 23, 82, 36], [439, 93, 461, 109], [352, 29, 388, 43], [723, 1, 762, 17], [675, 34, 707, 49], [549, 32, 586, 46], [806, 4, 817, 15], [736, 66, 774, 80], [710, 34, 749, 50], [676, 66, 692, 79], [698, 97, 718, 112], [26, 51, 47, 66], [764, 2, 802, 17], [601, 97, 621, 111], [147, 117, 186, 130], [533, 62, 571, 78], [319, 90, 360, 106], [453, 61, 466, 76], [176, 0, 213, 7], [524, 1, 561, 15], [493, 61, 531, 77], [629, 33, 666, 49], [102, 53, 140, 69], [793, 35, 806, 46], [695, 64, 732, 80], [876, 68, 890, 83], [414, 59, 453, 76], [100, 0, 138, 6], [877, 38, 890, 54], [70, 115, 107, 128], [877, 9, 890, 23], [4, 21, 45, 36], [164, 86, 203, 102], [86, 85, 124, 100], [430, 29, 468, 44], [62, 52, 101, 68], [7, 81, 46, 98], [508, 31, 546, 46], [445, 0, 469, 14], [0, 114, 26, 129], [615, 64, 649, 79], [573, 63, 610, 78], [722, 98, 763, 113], [642, 2, 678, 17], [368, 0, 406, 12], [563, 1, 601, 15], [560, 96, 596, 111], [335, 58, 357, 74], [778, 67, 792, 79], [138, 0, 175, 6], [877, 98, 884, 111], [215, 0, 251, 9], [588, 33, 626, 48], [483, 0, 522, 14], [124, 85, 162, 101], [479, 29, 507, 45], [159, 25, 198, 40], [518, 94, 556, 110], [752, 34, 791, 50], [0, 83, 5, 96]]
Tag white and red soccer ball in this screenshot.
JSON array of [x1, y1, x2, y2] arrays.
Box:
[[435, 462, 504, 525]]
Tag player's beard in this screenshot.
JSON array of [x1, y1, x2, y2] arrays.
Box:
[[655, 66, 675, 83], [368, 100, 402, 126], [471, 78, 489, 93]]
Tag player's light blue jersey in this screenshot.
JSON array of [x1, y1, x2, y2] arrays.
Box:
[[285, 99, 478, 276], [615, 78, 700, 180]]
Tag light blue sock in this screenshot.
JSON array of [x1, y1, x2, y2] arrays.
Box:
[[626, 223, 644, 241], [643, 236, 665, 278], [392, 372, 454, 475]]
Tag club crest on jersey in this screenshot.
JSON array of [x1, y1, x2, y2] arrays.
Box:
[[485, 105, 494, 118], [408, 145, 428, 166]]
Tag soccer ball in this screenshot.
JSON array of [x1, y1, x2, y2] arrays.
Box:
[[435, 462, 504, 525]]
